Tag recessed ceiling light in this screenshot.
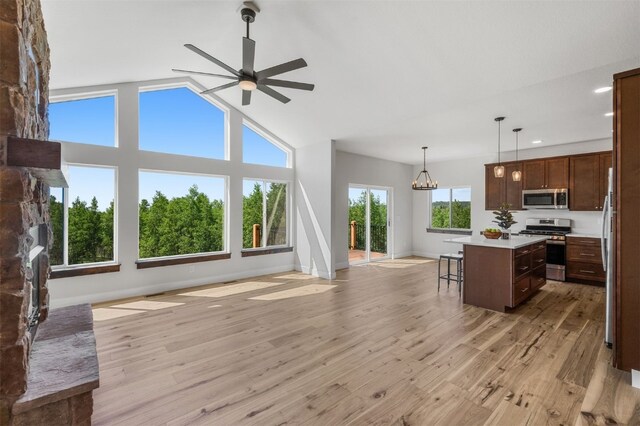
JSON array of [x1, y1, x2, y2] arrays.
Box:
[[605, 112, 614, 117], [594, 86, 612, 93], [532, 140, 542, 144]]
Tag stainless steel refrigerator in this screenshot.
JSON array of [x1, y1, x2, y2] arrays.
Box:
[[603, 167, 614, 347]]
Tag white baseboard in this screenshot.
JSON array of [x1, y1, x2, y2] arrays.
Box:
[[50, 264, 296, 308], [393, 251, 414, 259], [412, 250, 441, 259], [296, 265, 335, 280], [633, 370, 640, 389], [335, 261, 349, 271]]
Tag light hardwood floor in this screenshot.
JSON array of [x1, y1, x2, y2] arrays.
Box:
[[91, 257, 640, 425]]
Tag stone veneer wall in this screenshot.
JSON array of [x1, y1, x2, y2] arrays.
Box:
[[0, 0, 51, 422]]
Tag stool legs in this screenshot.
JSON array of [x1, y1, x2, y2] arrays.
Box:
[[437, 258, 441, 292]]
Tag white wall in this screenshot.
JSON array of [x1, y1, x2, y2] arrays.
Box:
[[49, 78, 296, 307], [334, 151, 414, 269], [295, 141, 335, 278], [413, 139, 612, 258]]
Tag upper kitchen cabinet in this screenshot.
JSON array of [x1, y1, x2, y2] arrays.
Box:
[[569, 151, 612, 211], [523, 157, 569, 190], [485, 162, 522, 210]]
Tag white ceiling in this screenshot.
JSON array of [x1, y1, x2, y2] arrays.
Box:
[[41, 0, 640, 165]]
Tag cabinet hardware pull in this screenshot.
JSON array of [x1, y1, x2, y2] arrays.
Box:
[[521, 250, 530, 254], [579, 270, 595, 274], [580, 253, 595, 256], [519, 266, 529, 271], [521, 288, 528, 293], [535, 259, 544, 263]]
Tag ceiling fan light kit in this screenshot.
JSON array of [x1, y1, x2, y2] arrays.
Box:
[[412, 147, 438, 191], [173, 4, 314, 106]]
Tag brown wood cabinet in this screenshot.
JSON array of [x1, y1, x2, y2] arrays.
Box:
[[569, 152, 612, 211], [484, 162, 522, 210], [613, 67, 640, 372], [566, 236, 605, 284], [523, 157, 569, 190], [463, 240, 546, 312]]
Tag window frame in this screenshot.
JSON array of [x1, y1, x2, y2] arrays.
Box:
[[137, 83, 230, 160], [242, 119, 292, 168], [48, 90, 119, 148], [242, 178, 291, 251], [428, 186, 472, 232], [50, 163, 119, 270], [136, 168, 231, 262]]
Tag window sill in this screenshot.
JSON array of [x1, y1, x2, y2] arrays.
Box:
[[426, 228, 473, 236], [241, 246, 294, 257], [136, 252, 231, 269], [50, 263, 121, 279]]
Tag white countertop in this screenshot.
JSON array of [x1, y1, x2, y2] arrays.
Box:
[[444, 235, 549, 249], [567, 233, 600, 239]]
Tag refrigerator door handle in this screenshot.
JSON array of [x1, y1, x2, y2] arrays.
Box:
[[601, 195, 608, 271]]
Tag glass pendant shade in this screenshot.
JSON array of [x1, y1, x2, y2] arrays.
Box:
[[412, 147, 438, 190], [512, 170, 522, 181], [494, 165, 505, 178]]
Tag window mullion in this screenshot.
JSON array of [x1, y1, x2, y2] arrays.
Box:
[[449, 188, 453, 229], [262, 181, 267, 247], [63, 186, 69, 266]]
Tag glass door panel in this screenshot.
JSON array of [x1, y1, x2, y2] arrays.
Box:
[[348, 187, 368, 264], [369, 189, 388, 259]]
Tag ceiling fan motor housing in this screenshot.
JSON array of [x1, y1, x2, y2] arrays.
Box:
[[241, 8, 256, 23]]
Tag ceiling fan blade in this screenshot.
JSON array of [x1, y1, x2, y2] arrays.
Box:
[[184, 44, 241, 77], [255, 58, 308, 80], [259, 78, 314, 91], [257, 84, 290, 104], [242, 37, 256, 76], [172, 68, 237, 80], [242, 90, 252, 106], [200, 81, 239, 95]]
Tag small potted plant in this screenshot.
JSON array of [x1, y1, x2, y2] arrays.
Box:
[[492, 203, 517, 239]]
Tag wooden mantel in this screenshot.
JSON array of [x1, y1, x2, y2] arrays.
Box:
[[6, 136, 68, 187]]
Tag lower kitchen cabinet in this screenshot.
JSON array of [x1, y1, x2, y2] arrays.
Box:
[[566, 236, 605, 284]]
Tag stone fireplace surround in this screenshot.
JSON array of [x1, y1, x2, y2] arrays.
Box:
[[1, 0, 98, 424]]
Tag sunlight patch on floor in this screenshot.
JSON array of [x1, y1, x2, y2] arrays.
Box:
[[111, 301, 184, 310], [273, 273, 314, 280], [178, 281, 286, 298], [248, 284, 337, 301], [371, 263, 413, 269], [207, 305, 223, 308], [93, 308, 146, 321], [381, 258, 435, 264]]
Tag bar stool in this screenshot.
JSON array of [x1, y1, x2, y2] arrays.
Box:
[[438, 253, 463, 295]]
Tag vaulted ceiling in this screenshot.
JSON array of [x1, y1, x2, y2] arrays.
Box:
[[42, 1, 640, 164]]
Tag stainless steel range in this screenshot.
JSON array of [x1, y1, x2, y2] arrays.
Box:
[[518, 218, 571, 281]]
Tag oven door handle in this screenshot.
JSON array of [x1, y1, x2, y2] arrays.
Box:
[[546, 240, 566, 245]]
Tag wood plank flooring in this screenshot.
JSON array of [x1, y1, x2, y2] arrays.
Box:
[[91, 257, 640, 425]]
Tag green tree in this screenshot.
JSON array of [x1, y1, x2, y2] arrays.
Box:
[[243, 183, 263, 248], [265, 183, 286, 246], [49, 194, 64, 265]]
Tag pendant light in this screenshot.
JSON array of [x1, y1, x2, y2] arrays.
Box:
[[494, 117, 505, 178], [512, 128, 522, 181], [412, 147, 438, 190]]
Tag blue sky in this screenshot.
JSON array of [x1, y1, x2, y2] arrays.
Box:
[[432, 187, 471, 203], [48, 87, 288, 208]]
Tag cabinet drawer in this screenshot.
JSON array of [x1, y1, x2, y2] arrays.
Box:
[[514, 253, 531, 278], [515, 244, 534, 258], [567, 245, 602, 264], [531, 248, 546, 268], [530, 241, 546, 252], [513, 276, 531, 305], [531, 264, 546, 290], [567, 261, 605, 282], [567, 237, 601, 247]]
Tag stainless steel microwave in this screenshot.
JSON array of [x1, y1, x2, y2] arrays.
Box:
[[522, 189, 568, 209]]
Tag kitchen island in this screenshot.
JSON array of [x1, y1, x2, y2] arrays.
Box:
[[445, 235, 548, 312]]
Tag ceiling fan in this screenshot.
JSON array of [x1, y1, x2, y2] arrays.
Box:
[[172, 3, 314, 106]]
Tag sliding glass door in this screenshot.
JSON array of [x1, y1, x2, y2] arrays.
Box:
[[348, 185, 390, 264]]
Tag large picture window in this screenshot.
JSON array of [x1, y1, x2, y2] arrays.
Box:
[[431, 187, 471, 230], [243, 180, 288, 249], [242, 124, 289, 168], [50, 166, 116, 266], [138, 171, 226, 259], [49, 95, 116, 147], [139, 87, 226, 159]]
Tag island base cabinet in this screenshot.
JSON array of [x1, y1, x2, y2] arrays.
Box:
[[463, 242, 546, 312]]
